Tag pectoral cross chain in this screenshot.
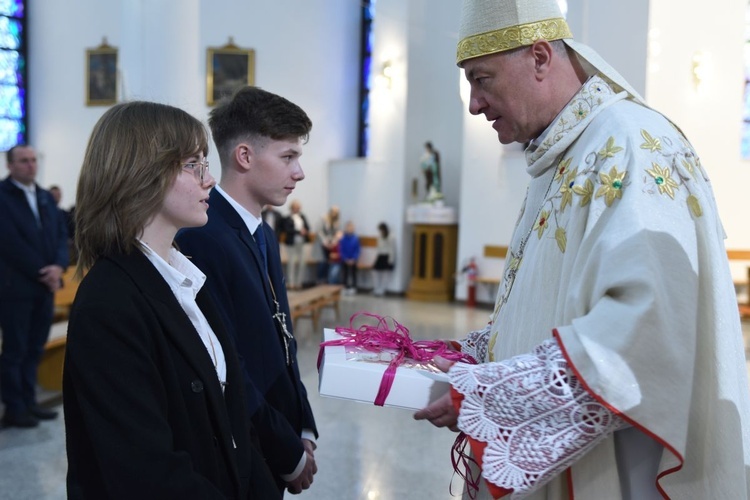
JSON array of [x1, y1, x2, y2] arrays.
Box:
[[273, 298, 294, 366]]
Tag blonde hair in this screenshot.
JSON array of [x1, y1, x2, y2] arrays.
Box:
[[75, 101, 208, 275]]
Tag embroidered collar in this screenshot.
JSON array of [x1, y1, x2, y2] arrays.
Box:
[[525, 75, 629, 178]]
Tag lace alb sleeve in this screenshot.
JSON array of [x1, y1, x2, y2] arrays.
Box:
[[450, 338, 625, 498], [456, 323, 492, 363]]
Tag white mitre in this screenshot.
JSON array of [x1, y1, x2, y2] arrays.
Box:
[[456, 0, 644, 104]]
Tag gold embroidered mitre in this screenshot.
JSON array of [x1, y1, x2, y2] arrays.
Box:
[[456, 0, 644, 103]]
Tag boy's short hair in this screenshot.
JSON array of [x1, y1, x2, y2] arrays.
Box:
[[209, 86, 312, 166]]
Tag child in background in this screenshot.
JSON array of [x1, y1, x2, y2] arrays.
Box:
[[339, 221, 361, 294], [327, 231, 342, 285], [372, 222, 396, 296]]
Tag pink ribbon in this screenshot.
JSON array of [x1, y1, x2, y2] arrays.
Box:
[[317, 311, 482, 497], [451, 433, 482, 499], [317, 311, 476, 406]]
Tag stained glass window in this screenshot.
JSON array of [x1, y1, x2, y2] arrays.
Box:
[[357, 0, 375, 157], [742, 1, 750, 159], [0, 0, 25, 152]]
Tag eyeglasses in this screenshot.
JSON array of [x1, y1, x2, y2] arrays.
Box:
[[181, 159, 210, 184]]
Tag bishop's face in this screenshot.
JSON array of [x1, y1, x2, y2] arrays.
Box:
[[463, 48, 546, 145]]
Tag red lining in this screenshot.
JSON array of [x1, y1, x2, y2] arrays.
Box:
[[565, 468, 574, 499], [552, 328, 684, 500]]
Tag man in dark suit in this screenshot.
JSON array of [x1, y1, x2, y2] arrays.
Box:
[[0, 145, 68, 428], [262, 204, 285, 240], [176, 86, 318, 495]]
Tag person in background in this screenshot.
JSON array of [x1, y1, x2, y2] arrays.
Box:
[[63, 100, 278, 499], [339, 221, 360, 295], [0, 145, 68, 428], [372, 222, 396, 296], [414, 0, 750, 498], [175, 86, 318, 495], [49, 184, 76, 264], [282, 199, 310, 290], [262, 204, 285, 240], [313, 205, 340, 284], [326, 230, 343, 285]]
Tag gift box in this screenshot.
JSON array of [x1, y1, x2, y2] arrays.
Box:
[[318, 328, 450, 410]]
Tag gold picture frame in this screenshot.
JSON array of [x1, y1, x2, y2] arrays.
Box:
[[85, 38, 118, 106], [206, 38, 255, 106]]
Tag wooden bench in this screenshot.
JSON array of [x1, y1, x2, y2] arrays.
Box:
[[474, 245, 507, 297], [728, 250, 750, 319], [288, 284, 343, 333], [483, 245, 750, 319], [38, 267, 81, 391]]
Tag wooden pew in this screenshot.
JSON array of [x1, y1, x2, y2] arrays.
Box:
[[475, 245, 507, 292], [53, 267, 80, 322], [38, 267, 81, 391], [728, 250, 750, 319], [483, 245, 750, 319], [288, 284, 343, 333]]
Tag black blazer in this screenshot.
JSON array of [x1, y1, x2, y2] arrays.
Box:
[[281, 212, 310, 245], [176, 191, 317, 483], [0, 177, 68, 299], [63, 250, 279, 500]]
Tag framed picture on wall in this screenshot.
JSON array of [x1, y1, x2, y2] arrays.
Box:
[[206, 38, 255, 106], [85, 39, 118, 106]]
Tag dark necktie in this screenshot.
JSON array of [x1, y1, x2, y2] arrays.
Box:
[[254, 225, 268, 274]]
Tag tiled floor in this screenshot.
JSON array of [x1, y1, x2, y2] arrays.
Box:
[[1, 294, 748, 500], [0, 293, 491, 500]]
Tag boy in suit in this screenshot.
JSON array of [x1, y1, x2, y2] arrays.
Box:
[[176, 86, 318, 495]]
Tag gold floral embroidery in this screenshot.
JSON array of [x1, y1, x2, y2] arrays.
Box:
[[559, 168, 578, 212], [527, 76, 616, 164], [598, 137, 623, 158], [573, 178, 594, 207], [573, 102, 589, 121], [555, 227, 567, 253], [640, 130, 661, 152], [534, 209, 551, 238], [687, 195, 703, 218], [681, 158, 695, 176], [554, 157, 572, 181], [646, 162, 679, 199], [596, 166, 626, 206]]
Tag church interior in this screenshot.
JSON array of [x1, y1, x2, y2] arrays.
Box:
[[1, 0, 750, 499]]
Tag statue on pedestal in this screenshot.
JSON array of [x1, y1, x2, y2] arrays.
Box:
[[420, 141, 443, 202]]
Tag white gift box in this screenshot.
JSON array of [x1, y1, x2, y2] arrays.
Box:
[[318, 328, 450, 410]]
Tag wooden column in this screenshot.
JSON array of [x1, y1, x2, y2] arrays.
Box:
[[407, 223, 458, 302]]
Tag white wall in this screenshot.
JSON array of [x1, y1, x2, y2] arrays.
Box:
[[8, 0, 750, 295], [647, 0, 750, 254], [21, 0, 361, 222], [325, 0, 464, 293]]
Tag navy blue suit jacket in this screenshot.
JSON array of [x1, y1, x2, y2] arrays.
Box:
[[0, 177, 68, 300], [176, 191, 317, 481]]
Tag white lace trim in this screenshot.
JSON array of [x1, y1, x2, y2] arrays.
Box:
[[457, 324, 492, 363], [450, 339, 625, 498]]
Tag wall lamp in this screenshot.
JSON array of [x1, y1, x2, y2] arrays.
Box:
[[380, 60, 394, 89]]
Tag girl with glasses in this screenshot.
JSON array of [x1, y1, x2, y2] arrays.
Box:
[[63, 101, 279, 499]]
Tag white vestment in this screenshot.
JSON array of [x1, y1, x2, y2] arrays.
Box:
[[452, 75, 750, 499]]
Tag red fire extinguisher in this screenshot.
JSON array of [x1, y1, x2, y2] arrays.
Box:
[[463, 258, 478, 308]]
